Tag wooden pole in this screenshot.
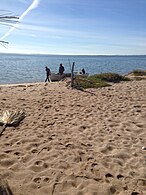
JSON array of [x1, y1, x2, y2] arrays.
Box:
[[71, 62, 75, 87]]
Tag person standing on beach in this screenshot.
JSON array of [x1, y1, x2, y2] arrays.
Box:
[[82, 68, 86, 74], [45, 66, 51, 82], [59, 64, 65, 75]]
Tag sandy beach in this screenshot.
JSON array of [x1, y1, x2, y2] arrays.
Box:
[[0, 79, 146, 195]]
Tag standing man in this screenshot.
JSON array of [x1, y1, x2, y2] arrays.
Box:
[[59, 64, 65, 75], [82, 68, 86, 74], [45, 66, 51, 82]]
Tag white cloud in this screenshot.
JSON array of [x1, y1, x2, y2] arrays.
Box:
[[0, 0, 41, 40]]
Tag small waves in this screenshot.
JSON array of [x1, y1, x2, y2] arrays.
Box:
[[0, 54, 146, 84]]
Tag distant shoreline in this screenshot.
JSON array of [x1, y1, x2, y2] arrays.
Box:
[[0, 52, 146, 57]]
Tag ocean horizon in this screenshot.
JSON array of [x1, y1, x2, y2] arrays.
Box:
[[0, 53, 146, 84]]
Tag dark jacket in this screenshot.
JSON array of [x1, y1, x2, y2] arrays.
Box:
[[59, 65, 65, 75]]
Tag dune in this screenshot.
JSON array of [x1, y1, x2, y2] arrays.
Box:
[[0, 79, 146, 195]]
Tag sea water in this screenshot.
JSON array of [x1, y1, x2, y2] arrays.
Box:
[[0, 53, 146, 84]]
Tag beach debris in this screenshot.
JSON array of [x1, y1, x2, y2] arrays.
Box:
[[0, 110, 26, 136], [0, 10, 19, 48], [142, 146, 146, 150], [0, 40, 9, 48], [0, 175, 13, 195]]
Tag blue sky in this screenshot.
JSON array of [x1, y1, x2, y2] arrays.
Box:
[[0, 0, 146, 55]]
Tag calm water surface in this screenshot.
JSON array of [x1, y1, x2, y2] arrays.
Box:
[[0, 53, 146, 84]]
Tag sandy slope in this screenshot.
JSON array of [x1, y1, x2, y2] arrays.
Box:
[[0, 79, 146, 195]]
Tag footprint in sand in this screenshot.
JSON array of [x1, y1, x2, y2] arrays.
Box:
[[33, 177, 41, 184], [33, 177, 50, 184], [28, 160, 48, 172], [131, 192, 140, 195], [116, 174, 124, 179]]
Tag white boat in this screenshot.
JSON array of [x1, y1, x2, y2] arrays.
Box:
[[74, 71, 89, 77], [50, 72, 89, 82], [50, 72, 71, 81], [50, 73, 60, 81]]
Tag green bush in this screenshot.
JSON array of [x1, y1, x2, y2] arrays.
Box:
[[74, 76, 110, 89], [73, 72, 131, 89], [88, 72, 129, 83], [132, 69, 146, 76]]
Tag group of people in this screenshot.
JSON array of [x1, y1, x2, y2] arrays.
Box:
[[45, 63, 65, 82], [45, 64, 86, 82]]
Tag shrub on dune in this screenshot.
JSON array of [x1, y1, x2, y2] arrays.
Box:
[[132, 69, 146, 76], [74, 76, 110, 89], [88, 72, 129, 83]]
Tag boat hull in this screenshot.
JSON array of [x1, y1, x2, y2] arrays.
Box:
[[50, 72, 89, 81], [50, 73, 71, 81]]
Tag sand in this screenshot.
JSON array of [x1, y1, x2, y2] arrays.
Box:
[[0, 79, 146, 195]]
